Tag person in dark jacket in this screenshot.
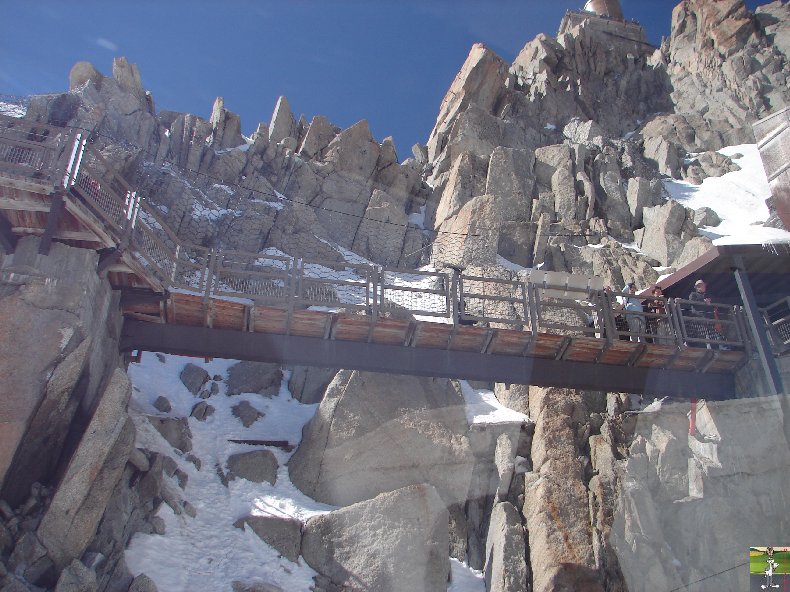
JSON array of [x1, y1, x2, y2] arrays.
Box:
[[646, 285, 671, 343], [688, 279, 713, 344]]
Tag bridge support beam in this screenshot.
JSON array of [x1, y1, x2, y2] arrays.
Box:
[[732, 258, 785, 396], [0, 211, 17, 254], [120, 320, 737, 399], [38, 192, 65, 256]]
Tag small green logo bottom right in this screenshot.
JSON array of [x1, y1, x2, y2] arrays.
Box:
[[751, 547, 790, 590]]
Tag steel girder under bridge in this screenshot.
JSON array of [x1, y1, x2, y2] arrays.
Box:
[[120, 319, 737, 399]]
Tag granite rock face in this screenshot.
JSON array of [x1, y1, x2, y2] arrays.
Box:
[[288, 371, 475, 507], [301, 484, 449, 592], [0, 238, 122, 507], [665, 0, 790, 148]]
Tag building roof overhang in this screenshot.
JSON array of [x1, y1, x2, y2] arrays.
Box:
[[653, 242, 790, 307]]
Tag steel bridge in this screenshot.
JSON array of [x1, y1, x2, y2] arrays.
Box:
[[0, 114, 765, 398]]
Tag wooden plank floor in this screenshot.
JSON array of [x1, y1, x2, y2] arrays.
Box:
[[123, 292, 747, 376]]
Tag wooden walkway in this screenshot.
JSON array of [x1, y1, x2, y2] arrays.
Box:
[[0, 114, 751, 398]]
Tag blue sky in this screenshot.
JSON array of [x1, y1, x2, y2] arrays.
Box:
[[0, 0, 771, 157]]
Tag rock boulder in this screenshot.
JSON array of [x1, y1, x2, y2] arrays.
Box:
[[301, 484, 449, 592]]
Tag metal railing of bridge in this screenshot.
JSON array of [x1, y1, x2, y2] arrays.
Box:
[[0, 114, 756, 352]]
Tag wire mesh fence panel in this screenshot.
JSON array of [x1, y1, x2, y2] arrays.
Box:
[[532, 285, 604, 336], [130, 221, 178, 285], [170, 244, 211, 292], [673, 299, 747, 348], [213, 250, 293, 304], [631, 295, 678, 345], [764, 297, 790, 348], [73, 164, 128, 232], [297, 259, 374, 310], [133, 199, 211, 292], [459, 275, 529, 328], [0, 135, 58, 182], [379, 268, 451, 319]]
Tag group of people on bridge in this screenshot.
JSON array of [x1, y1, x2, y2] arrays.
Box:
[[614, 278, 728, 347]]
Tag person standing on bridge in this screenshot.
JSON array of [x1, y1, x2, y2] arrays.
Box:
[[619, 282, 645, 342], [688, 279, 713, 345]]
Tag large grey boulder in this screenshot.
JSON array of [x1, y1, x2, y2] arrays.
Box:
[[635, 200, 698, 267], [287, 366, 337, 404], [112, 57, 145, 100], [147, 417, 192, 453], [485, 147, 535, 223], [693, 206, 722, 227], [227, 450, 278, 485], [533, 144, 571, 188], [484, 502, 528, 592], [226, 361, 282, 396], [298, 115, 337, 159], [301, 484, 449, 592], [323, 119, 380, 180], [231, 400, 264, 428], [7, 531, 55, 586], [69, 61, 103, 91], [427, 43, 509, 166], [434, 194, 500, 268], [627, 177, 664, 228], [433, 151, 489, 226], [127, 574, 159, 592], [209, 96, 244, 150], [351, 189, 411, 266], [179, 363, 210, 395], [288, 371, 474, 507], [234, 515, 302, 562], [563, 118, 605, 144], [54, 560, 97, 592]]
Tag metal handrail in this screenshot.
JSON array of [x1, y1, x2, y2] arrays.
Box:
[[459, 274, 530, 328]]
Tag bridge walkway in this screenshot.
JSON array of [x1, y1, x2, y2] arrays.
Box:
[[0, 114, 752, 398]]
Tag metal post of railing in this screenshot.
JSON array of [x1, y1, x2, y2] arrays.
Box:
[[600, 290, 618, 343], [204, 249, 218, 303], [527, 282, 541, 334], [449, 269, 459, 326], [286, 258, 301, 335], [169, 244, 181, 286], [761, 305, 784, 352], [370, 266, 379, 323], [520, 281, 530, 332], [63, 134, 87, 189], [666, 300, 686, 349], [61, 133, 83, 189], [672, 298, 692, 346]]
